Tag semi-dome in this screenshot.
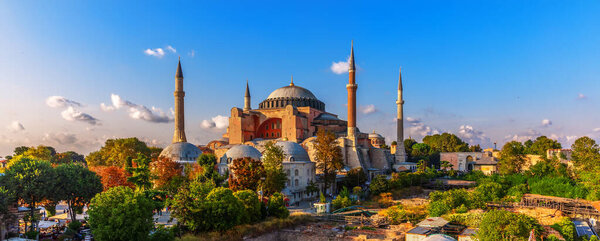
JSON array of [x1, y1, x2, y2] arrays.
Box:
[[259, 81, 325, 111], [159, 142, 202, 163], [275, 141, 310, 162], [220, 144, 262, 164]]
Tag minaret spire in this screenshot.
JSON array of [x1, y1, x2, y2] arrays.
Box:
[[172, 58, 187, 143], [244, 79, 251, 111], [290, 74, 294, 86], [346, 40, 358, 141], [394, 67, 407, 164], [349, 40, 356, 72]]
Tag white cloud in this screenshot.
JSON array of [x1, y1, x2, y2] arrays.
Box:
[[188, 50, 195, 57], [201, 115, 229, 129], [457, 125, 490, 146], [6, 121, 25, 132], [43, 132, 78, 145], [541, 119, 552, 127], [61, 106, 100, 125], [594, 128, 600, 132], [359, 104, 377, 114], [330, 57, 350, 75], [144, 48, 165, 58], [405, 117, 439, 139], [505, 129, 541, 143], [46, 96, 81, 108], [166, 45, 176, 53], [100, 103, 115, 112], [101, 94, 173, 123], [577, 93, 587, 100]]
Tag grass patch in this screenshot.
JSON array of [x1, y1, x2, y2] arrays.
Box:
[[175, 212, 314, 241]]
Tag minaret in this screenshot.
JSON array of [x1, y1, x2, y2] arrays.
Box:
[[172, 58, 187, 143], [347, 41, 357, 139], [243, 80, 251, 111], [395, 68, 407, 163]]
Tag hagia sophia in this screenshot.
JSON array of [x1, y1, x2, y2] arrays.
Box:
[[160, 42, 412, 204]]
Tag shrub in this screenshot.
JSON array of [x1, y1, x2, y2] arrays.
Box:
[[445, 212, 484, 227], [474, 182, 504, 202], [68, 220, 82, 231], [234, 190, 262, 224], [267, 192, 289, 218], [428, 200, 451, 217], [550, 217, 576, 241], [88, 186, 155, 241], [204, 187, 246, 231], [369, 175, 390, 195], [478, 210, 542, 241], [332, 195, 352, 210], [378, 193, 394, 208], [379, 205, 407, 225], [149, 226, 175, 241]]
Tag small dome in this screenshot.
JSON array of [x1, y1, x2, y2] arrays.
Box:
[[275, 141, 310, 162], [267, 85, 318, 99], [422, 234, 457, 241], [221, 145, 262, 164], [369, 131, 383, 139], [314, 113, 341, 121], [160, 142, 202, 163]]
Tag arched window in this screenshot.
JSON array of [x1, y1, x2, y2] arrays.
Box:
[[295, 179, 299, 186], [289, 157, 295, 162], [295, 169, 299, 176], [227, 157, 232, 164], [286, 169, 290, 176]]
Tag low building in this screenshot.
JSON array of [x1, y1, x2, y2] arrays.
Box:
[[547, 149, 572, 162], [472, 152, 498, 175], [440, 152, 498, 174], [406, 217, 452, 241], [395, 162, 418, 172]]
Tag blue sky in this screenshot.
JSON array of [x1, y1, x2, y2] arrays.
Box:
[[1, 1, 599, 155]]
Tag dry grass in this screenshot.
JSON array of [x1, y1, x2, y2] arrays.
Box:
[[175, 212, 314, 241]]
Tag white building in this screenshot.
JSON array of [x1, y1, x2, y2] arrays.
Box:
[[217, 141, 317, 205]]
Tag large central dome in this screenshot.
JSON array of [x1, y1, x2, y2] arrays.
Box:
[[259, 81, 325, 111], [266, 85, 318, 99]]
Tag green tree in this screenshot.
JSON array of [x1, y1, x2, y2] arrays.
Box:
[[86, 137, 151, 167], [234, 190, 261, 224], [3, 157, 55, 231], [344, 167, 367, 188], [204, 187, 245, 231], [169, 179, 215, 232], [54, 151, 86, 165], [369, 175, 390, 195], [422, 133, 469, 152], [126, 154, 155, 191], [571, 136, 600, 171], [525, 136, 562, 155], [403, 138, 417, 160], [498, 141, 526, 175], [0, 183, 16, 228], [469, 144, 483, 152], [88, 186, 155, 241], [478, 210, 542, 241], [267, 192, 289, 218], [13, 146, 30, 156], [196, 153, 226, 186], [551, 217, 576, 241], [411, 143, 431, 161], [261, 141, 287, 196], [20, 145, 57, 162], [314, 129, 343, 194], [54, 163, 103, 223]]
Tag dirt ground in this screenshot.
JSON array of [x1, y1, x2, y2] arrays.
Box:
[[246, 222, 412, 241]]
